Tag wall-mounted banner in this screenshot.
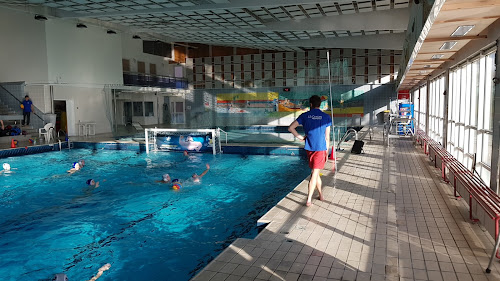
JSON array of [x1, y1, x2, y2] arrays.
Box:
[[215, 91, 364, 117], [216, 92, 279, 114], [156, 134, 213, 152]]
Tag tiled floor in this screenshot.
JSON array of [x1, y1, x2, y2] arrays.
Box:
[[192, 131, 500, 281]]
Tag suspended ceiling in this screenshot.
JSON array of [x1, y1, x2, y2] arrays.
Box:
[[399, 0, 500, 90], [1, 0, 410, 51]]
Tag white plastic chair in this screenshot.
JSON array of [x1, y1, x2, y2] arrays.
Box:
[[39, 123, 54, 143]]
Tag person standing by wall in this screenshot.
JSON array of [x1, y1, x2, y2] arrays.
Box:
[[288, 95, 332, 207], [21, 95, 34, 126]]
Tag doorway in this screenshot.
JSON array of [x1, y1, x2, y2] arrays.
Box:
[[163, 97, 171, 124], [124, 102, 133, 125], [54, 100, 67, 135], [169, 97, 185, 124]]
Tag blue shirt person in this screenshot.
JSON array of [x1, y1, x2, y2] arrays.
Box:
[[288, 95, 332, 207], [21, 95, 34, 126]]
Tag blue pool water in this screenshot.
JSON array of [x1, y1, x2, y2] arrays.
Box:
[[0, 149, 310, 281]]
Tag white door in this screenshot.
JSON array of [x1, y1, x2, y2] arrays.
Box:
[[170, 97, 185, 124]]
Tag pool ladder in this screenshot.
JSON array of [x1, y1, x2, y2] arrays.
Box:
[[336, 128, 358, 151], [57, 130, 74, 150]]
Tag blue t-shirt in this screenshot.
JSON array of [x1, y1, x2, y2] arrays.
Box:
[[22, 100, 32, 113], [296, 108, 332, 151]]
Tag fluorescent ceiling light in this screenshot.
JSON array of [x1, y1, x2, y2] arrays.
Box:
[[419, 70, 427, 74], [431, 54, 444, 59], [440, 41, 457, 50], [451, 25, 475, 37], [424, 65, 431, 68]]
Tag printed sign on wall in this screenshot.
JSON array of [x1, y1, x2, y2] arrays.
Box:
[[156, 134, 213, 152]]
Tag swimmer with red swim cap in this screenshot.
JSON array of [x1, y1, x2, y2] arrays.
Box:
[[156, 163, 210, 189]]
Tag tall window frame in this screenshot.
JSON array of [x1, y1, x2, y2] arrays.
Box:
[[446, 50, 495, 185]]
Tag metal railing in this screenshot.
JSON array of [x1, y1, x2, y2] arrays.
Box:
[[0, 84, 45, 130], [336, 128, 358, 151], [217, 127, 228, 144], [123, 72, 188, 89]]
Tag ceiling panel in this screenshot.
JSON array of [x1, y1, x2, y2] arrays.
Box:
[[2, 0, 410, 51]]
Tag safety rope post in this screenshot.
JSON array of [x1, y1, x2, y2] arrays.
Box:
[[326, 51, 337, 171]]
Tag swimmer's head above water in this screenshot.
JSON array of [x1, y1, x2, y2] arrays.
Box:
[[86, 179, 96, 186], [162, 174, 171, 183], [192, 173, 200, 182], [3, 163, 11, 171]]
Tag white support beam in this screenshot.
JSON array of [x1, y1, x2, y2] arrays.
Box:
[[154, 8, 409, 33], [59, 0, 357, 18], [265, 8, 409, 32], [177, 33, 405, 50], [280, 33, 405, 50]]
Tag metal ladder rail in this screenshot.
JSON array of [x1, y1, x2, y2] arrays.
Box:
[[336, 128, 358, 150]]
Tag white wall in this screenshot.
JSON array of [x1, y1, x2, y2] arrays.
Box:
[[121, 35, 174, 76], [53, 85, 111, 136], [45, 20, 123, 85], [0, 7, 49, 83]]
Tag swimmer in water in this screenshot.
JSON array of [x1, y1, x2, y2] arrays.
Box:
[[192, 164, 210, 183], [171, 178, 182, 190], [67, 162, 81, 174], [86, 178, 100, 188], [156, 173, 171, 184], [0, 163, 13, 174]]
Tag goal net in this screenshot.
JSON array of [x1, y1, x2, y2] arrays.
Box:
[[145, 128, 222, 155]]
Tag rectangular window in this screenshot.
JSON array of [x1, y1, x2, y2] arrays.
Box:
[[145, 102, 154, 117], [484, 53, 494, 131], [445, 50, 495, 186], [420, 85, 427, 132], [138, 61, 146, 74], [143, 40, 172, 58], [133, 102, 143, 117], [122, 59, 130, 72]]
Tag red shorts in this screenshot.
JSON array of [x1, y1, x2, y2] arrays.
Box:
[[306, 150, 327, 169]]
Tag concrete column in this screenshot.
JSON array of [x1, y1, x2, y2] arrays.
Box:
[[443, 70, 450, 148], [490, 40, 500, 193], [425, 77, 430, 135]]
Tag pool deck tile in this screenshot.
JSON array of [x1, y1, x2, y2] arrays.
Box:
[[191, 129, 500, 281]]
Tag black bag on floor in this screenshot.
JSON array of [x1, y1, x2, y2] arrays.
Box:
[[351, 140, 364, 154]]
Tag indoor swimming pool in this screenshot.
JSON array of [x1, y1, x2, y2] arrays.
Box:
[[0, 149, 311, 281]]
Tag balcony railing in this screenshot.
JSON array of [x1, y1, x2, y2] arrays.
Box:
[[123, 72, 188, 89]]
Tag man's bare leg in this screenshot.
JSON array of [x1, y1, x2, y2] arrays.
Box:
[[316, 173, 324, 201], [307, 169, 321, 206]]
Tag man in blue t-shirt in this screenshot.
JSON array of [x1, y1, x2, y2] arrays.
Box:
[[288, 95, 332, 207], [21, 95, 34, 126]]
